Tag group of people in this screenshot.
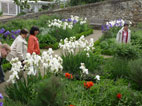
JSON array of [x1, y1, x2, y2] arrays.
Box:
[[0, 26, 40, 83]]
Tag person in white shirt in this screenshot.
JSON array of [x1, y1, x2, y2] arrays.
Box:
[[6, 29, 29, 62], [116, 23, 131, 43]]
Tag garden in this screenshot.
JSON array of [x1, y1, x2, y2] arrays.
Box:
[[1, 15, 142, 106]]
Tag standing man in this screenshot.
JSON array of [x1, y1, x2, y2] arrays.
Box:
[[0, 44, 11, 83], [116, 23, 131, 43]]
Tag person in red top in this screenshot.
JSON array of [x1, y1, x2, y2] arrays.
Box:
[[27, 26, 40, 55]]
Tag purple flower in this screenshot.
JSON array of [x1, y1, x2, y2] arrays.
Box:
[[11, 30, 15, 34], [101, 25, 105, 31], [17, 29, 21, 33], [0, 93, 3, 99], [11, 35, 16, 39], [73, 20, 77, 24], [109, 23, 112, 27], [15, 29, 20, 35], [62, 19, 66, 22], [0, 102, 3, 106], [3, 31, 10, 37], [106, 25, 110, 30], [67, 18, 72, 22], [0, 28, 5, 34]]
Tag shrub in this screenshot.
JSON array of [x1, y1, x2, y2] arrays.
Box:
[[75, 29, 93, 39], [131, 29, 142, 50], [115, 43, 140, 59], [129, 58, 142, 90], [100, 38, 117, 55], [29, 76, 66, 106], [103, 57, 130, 79]]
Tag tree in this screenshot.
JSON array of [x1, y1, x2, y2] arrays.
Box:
[[13, 0, 38, 9]]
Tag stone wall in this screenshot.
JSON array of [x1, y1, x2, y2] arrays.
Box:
[[0, 0, 142, 26]]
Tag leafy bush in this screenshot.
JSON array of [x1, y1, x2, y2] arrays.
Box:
[[75, 29, 93, 39], [29, 76, 66, 106], [129, 58, 142, 90], [115, 43, 140, 59], [49, 27, 75, 42], [131, 29, 142, 50], [103, 57, 130, 79], [62, 51, 103, 75], [99, 38, 117, 55], [90, 79, 142, 106]]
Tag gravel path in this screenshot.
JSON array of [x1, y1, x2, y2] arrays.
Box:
[[0, 30, 103, 96]]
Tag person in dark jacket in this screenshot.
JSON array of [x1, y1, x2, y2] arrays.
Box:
[[0, 44, 11, 83]]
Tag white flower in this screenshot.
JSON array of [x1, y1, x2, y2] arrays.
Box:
[[95, 75, 100, 80], [86, 53, 90, 57], [80, 63, 89, 75]]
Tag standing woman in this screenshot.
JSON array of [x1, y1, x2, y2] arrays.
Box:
[[116, 23, 131, 43], [6, 29, 28, 62], [27, 26, 40, 55]]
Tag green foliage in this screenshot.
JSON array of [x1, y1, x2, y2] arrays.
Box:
[[4, 99, 26, 106], [103, 57, 130, 80], [90, 79, 142, 106], [0, 15, 57, 31], [2, 63, 12, 72], [29, 76, 66, 106], [0, 11, 3, 16], [101, 27, 121, 41], [62, 51, 103, 75], [99, 38, 117, 55], [75, 29, 93, 39], [5, 74, 43, 104], [39, 28, 93, 49], [136, 22, 142, 29], [115, 43, 140, 59], [49, 27, 75, 42], [129, 58, 142, 90], [69, 0, 104, 6], [131, 29, 142, 50], [38, 33, 57, 47]]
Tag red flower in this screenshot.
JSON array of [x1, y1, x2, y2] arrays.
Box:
[[65, 73, 73, 79], [84, 81, 94, 89], [69, 105, 75, 106], [117, 93, 122, 99]]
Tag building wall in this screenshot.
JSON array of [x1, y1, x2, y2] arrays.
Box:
[[0, 0, 142, 25]]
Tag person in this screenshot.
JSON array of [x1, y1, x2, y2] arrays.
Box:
[[116, 23, 131, 43], [0, 44, 11, 83], [27, 26, 40, 55], [6, 29, 28, 62]]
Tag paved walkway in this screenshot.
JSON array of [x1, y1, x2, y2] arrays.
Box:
[[0, 30, 103, 96], [0, 15, 15, 20]]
